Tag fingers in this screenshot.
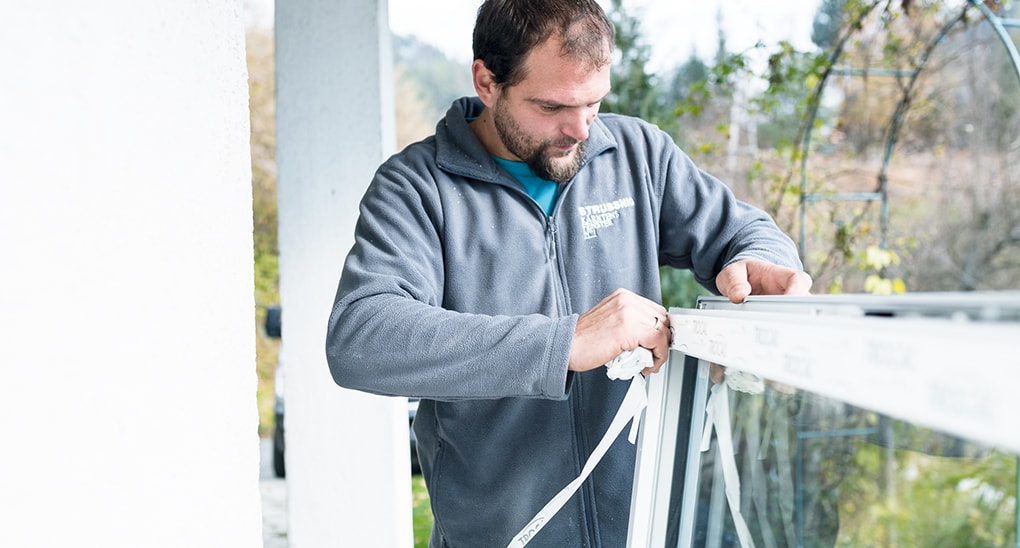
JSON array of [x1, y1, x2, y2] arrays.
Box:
[[647, 312, 671, 368], [716, 261, 752, 303], [710, 362, 726, 383], [784, 270, 813, 295], [569, 288, 671, 373], [641, 313, 672, 376], [716, 259, 814, 303]]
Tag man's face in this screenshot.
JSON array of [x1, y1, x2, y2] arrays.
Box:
[[490, 38, 611, 183]]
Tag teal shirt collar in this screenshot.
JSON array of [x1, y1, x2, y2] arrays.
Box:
[[491, 156, 559, 216]]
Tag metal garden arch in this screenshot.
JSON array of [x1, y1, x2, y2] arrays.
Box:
[[797, 0, 1020, 260]]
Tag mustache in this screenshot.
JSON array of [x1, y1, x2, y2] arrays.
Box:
[[543, 140, 582, 151]]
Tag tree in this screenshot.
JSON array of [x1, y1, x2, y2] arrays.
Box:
[[599, 0, 717, 307], [601, 0, 674, 131], [668, 52, 710, 106], [812, 0, 848, 51], [392, 34, 474, 143]]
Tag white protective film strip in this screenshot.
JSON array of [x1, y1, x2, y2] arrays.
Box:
[[700, 382, 756, 548], [508, 349, 652, 547]]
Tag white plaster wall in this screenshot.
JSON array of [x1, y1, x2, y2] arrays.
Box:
[[275, 0, 414, 546], [0, 2, 261, 547]]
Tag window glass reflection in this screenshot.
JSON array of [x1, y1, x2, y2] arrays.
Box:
[[688, 371, 1019, 547]]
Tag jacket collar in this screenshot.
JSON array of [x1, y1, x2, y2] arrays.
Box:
[[435, 96, 618, 182]]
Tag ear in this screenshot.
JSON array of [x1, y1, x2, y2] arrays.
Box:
[[472, 59, 499, 107]]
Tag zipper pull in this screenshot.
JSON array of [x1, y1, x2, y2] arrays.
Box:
[[546, 218, 557, 261]]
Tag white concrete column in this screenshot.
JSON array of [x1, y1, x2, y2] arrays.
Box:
[[275, 0, 413, 546], [0, 2, 260, 547]]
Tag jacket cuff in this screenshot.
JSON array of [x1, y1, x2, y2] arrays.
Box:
[[541, 315, 576, 399]]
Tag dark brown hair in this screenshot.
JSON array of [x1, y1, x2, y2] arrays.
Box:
[[472, 0, 615, 87]]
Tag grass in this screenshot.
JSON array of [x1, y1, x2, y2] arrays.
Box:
[[412, 474, 433, 547], [254, 307, 280, 438]]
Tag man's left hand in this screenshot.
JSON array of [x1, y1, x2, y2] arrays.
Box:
[[715, 259, 813, 304]]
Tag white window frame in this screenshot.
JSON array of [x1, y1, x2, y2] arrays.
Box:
[[628, 292, 1020, 547]]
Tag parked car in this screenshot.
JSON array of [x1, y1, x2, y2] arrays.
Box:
[[264, 305, 419, 478], [264, 305, 286, 477]]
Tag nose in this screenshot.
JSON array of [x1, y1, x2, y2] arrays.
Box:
[[561, 106, 598, 142]]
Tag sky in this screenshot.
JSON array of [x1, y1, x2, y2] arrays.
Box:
[[245, 0, 822, 74], [387, 0, 822, 73]]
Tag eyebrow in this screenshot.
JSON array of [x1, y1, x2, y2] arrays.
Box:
[[528, 93, 610, 110]]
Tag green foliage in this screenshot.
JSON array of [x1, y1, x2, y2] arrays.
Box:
[[601, 0, 675, 133], [835, 429, 1017, 546], [659, 267, 711, 309], [254, 248, 280, 308], [721, 391, 1019, 547], [666, 54, 710, 108], [758, 43, 829, 135], [858, 244, 907, 294], [248, 30, 281, 436], [672, 47, 747, 122], [412, 475, 433, 547]]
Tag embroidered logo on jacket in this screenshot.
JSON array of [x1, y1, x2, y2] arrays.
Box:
[[579, 197, 636, 240]]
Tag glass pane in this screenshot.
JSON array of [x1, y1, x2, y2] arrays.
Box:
[[688, 374, 1019, 548]]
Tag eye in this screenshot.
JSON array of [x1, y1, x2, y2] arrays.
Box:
[[539, 104, 560, 113]]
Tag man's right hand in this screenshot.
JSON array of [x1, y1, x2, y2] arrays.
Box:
[[568, 288, 671, 375]]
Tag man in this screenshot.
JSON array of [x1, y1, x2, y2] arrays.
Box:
[[326, 0, 811, 545]]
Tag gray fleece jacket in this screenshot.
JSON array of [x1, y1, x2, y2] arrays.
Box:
[[326, 97, 801, 547]]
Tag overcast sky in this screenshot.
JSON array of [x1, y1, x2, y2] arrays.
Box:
[[246, 0, 822, 74], [388, 0, 822, 73]]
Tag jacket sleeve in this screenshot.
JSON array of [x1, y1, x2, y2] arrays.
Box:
[[325, 155, 574, 401], [655, 138, 803, 293]]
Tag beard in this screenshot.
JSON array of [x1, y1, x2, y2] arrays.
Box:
[[493, 98, 586, 183]]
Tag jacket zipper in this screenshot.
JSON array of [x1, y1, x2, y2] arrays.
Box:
[[545, 218, 557, 263], [545, 217, 572, 319], [546, 213, 599, 545]]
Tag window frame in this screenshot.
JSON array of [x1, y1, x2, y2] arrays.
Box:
[[627, 292, 1020, 547]]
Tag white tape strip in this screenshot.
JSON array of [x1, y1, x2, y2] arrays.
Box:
[[508, 349, 650, 547], [701, 383, 756, 548]]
